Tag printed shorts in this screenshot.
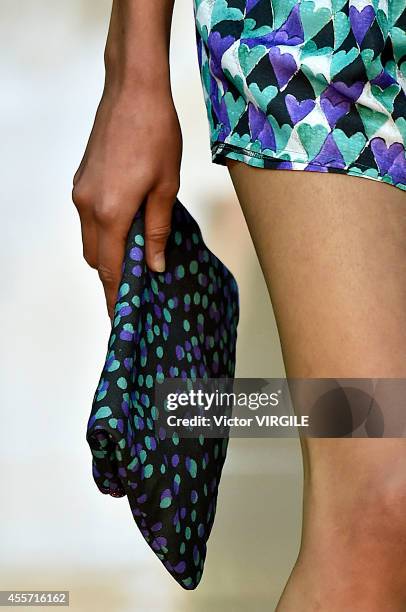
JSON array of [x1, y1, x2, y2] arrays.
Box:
[[193, 0, 406, 191]]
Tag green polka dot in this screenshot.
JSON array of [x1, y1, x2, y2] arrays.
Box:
[[144, 464, 153, 478], [134, 234, 144, 246], [145, 374, 154, 389], [187, 458, 197, 478], [94, 406, 112, 420], [183, 319, 190, 332], [176, 265, 185, 279], [119, 283, 129, 297], [189, 260, 198, 274], [127, 457, 138, 470], [117, 377, 127, 389], [151, 278, 159, 295], [160, 496, 172, 509]]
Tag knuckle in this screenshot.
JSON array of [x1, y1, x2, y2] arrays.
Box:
[[93, 202, 120, 227], [83, 250, 97, 269], [72, 184, 91, 210], [72, 166, 81, 186], [153, 180, 180, 200], [146, 223, 172, 242], [98, 264, 116, 286]]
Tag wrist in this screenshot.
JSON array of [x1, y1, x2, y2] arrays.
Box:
[[104, 50, 172, 98]]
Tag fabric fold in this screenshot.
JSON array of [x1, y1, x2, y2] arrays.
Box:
[[86, 198, 239, 589]]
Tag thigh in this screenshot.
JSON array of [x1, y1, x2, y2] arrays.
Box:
[[226, 161, 406, 379], [228, 164, 406, 607]]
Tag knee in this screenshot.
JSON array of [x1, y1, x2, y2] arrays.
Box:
[[344, 474, 406, 594], [305, 440, 406, 564], [343, 470, 406, 581], [366, 473, 406, 541]]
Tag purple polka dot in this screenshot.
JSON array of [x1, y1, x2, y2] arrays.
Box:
[[151, 522, 162, 532], [130, 246, 143, 261], [174, 561, 186, 574]]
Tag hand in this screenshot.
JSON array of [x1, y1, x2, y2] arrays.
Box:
[[72, 88, 182, 319]]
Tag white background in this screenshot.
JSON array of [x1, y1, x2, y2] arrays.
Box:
[[0, 2, 301, 610]]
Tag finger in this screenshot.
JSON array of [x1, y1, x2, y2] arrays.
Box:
[[80, 219, 98, 269], [97, 227, 127, 320], [72, 158, 85, 187], [72, 185, 99, 269], [73, 166, 82, 187], [144, 189, 176, 272]]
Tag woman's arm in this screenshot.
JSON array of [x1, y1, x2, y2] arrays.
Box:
[[72, 0, 182, 319]]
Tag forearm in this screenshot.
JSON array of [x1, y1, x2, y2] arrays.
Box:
[[104, 0, 175, 95]]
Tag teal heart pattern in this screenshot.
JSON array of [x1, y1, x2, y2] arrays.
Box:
[[193, 0, 406, 191]]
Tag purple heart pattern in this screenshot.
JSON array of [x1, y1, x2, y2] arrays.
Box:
[[194, 0, 406, 191]]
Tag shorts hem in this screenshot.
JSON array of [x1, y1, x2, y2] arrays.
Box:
[[210, 142, 406, 193]]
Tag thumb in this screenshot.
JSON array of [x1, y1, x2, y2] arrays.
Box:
[[144, 190, 176, 272]]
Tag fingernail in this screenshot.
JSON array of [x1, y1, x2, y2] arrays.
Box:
[[153, 252, 166, 272]]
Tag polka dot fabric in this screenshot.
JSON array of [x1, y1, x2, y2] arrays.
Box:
[[86, 198, 239, 589], [194, 0, 406, 191]]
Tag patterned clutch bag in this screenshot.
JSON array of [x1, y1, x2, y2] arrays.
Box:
[[86, 198, 239, 589]]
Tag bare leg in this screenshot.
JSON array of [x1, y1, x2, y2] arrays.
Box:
[[226, 160, 406, 611]]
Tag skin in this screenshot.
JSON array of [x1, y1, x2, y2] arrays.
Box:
[[73, 2, 406, 609], [72, 0, 181, 319], [226, 162, 406, 611]]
